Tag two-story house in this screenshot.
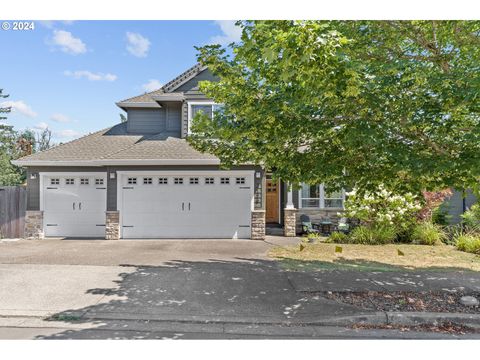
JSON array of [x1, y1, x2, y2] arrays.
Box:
[[13, 64, 344, 240]]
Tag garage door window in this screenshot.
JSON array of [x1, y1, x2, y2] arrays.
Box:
[[205, 177, 214, 185], [66, 178, 75, 185], [127, 177, 137, 185], [158, 177, 168, 184], [189, 177, 199, 184], [80, 178, 89, 185], [236, 177, 246, 185], [50, 178, 60, 185], [95, 178, 104, 185], [174, 177, 184, 184], [143, 177, 153, 185], [220, 177, 230, 184]]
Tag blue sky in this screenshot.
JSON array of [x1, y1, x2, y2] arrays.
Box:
[[0, 20, 241, 142]]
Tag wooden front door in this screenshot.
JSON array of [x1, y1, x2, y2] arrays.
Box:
[[266, 179, 279, 223]]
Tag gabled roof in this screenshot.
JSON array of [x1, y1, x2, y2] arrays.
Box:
[[116, 63, 207, 109], [12, 123, 219, 166]]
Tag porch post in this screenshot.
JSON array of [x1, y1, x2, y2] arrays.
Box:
[[284, 183, 297, 237]]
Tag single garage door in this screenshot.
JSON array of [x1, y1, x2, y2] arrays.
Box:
[[42, 174, 107, 237], [119, 172, 254, 239]]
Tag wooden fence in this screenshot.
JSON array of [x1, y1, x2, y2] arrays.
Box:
[[0, 186, 27, 239]]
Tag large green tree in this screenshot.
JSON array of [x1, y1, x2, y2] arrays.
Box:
[[188, 21, 480, 194]]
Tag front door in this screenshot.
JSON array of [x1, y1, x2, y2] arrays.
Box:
[[266, 179, 279, 223]]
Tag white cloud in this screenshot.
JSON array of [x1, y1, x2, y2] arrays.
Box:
[[210, 20, 242, 46], [141, 79, 162, 92], [34, 122, 49, 130], [126, 32, 151, 58], [0, 100, 37, 118], [50, 113, 71, 123], [55, 129, 82, 139], [50, 30, 86, 55], [64, 70, 117, 82]]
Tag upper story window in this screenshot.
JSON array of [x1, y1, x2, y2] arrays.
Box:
[[299, 184, 344, 209], [187, 102, 224, 134]]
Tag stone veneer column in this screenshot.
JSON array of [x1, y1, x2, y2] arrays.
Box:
[[105, 211, 120, 240], [284, 208, 298, 237], [251, 210, 266, 240], [24, 210, 44, 239]]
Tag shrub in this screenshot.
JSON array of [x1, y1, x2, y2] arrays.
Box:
[[350, 224, 396, 245], [411, 222, 444, 245], [327, 231, 349, 244], [456, 234, 480, 255], [461, 203, 480, 229], [343, 185, 421, 232]]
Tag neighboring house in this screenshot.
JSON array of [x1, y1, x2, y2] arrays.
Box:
[[13, 64, 344, 240]]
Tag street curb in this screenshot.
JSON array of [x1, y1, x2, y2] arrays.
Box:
[[307, 312, 480, 328]]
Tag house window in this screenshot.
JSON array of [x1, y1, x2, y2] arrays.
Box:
[[188, 102, 224, 133], [80, 178, 89, 185], [127, 177, 137, 185], [205, 177, 214, 185], [220, 177, 230, 184], [143, 177, 153, 185], [158, 177, 168, 184], [95, 178, 104, 185], [65, 178, 75, 185], [174, 177, 184, 185], [235, 177, 246, 185], [189, 177, 199, 185], [50, 178, 60, 185], [299, 183, 344, 209]]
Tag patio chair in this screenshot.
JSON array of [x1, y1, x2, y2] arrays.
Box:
[[299, 214, 320, 235]]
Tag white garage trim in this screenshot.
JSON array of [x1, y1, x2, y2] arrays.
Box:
[[116, 170, 255, 239]]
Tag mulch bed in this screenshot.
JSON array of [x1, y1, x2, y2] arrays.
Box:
[[351, 322, 478, 335], [322, 290, 480, 313]]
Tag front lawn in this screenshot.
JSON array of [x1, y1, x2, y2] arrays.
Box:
[[269, 243, 480, 272]]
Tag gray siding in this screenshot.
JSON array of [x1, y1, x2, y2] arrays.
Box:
[[443, 189, 477, 224], [166, 103, 181, 136], [127, 108, 166, 134], [127, 105, 182, 136], [175, 69, 218, 93]]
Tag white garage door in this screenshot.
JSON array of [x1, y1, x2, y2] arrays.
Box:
[[119, 172, 254, 239], [42, 174, 107, 237]]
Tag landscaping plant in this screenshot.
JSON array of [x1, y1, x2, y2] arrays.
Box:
[[411, 222, 445, 245], [461, 203, 480, 229], [456, 234, 480, 255], [349, 224, 397, 245], [326, 231, 348, 244]]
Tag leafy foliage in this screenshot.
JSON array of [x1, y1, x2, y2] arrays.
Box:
[[461, 203, 480, 229], [456, 234, 480, 254], [411, 222, 445, 245], [349, 224, 397, 245], [189, 20, 480, 194], [0, 124, 23, 185], [326, 231, 348, 243], [418, 189, 453, 221], [343, 185, 421, 231]]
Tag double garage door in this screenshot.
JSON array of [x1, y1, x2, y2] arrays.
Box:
[[42, 171, 254, 239], [119, 172, 254, 239]]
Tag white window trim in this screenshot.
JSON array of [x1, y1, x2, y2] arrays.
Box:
[[298, 184, 345, 210], [187, 101, 217, 134]]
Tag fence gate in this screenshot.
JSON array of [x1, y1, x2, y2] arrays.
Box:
[[0, 186, 27, 239]]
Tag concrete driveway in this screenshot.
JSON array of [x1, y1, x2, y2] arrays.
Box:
[[0, 237, 297, 266]]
